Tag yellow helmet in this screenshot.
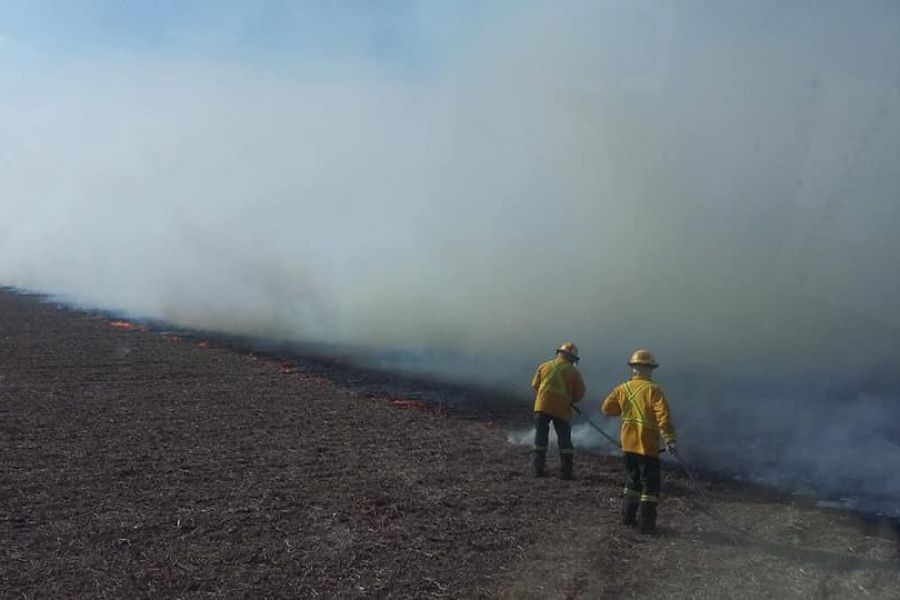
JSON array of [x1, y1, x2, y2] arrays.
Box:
[[556, 341, 580, 362], [628, 349, 658, 368]]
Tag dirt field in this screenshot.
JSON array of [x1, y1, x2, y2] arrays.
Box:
[[1, 289, 898, 599]]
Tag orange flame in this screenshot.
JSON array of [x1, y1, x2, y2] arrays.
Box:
[[109, 320, 145, 332]]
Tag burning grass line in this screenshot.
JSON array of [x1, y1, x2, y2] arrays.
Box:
[[108, 321, 146, 332]]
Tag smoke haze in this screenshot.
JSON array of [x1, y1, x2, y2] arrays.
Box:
[[2, 2, 899, 510]]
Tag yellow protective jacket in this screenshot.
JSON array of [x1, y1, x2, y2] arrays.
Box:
[[531, 358, 585, 423], [601, 375, 676, 457]]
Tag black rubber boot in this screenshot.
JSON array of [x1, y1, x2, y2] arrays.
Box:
[[533, 451, 547, 478], [622, 497, 639, 527], [560, 454, 574, 480], [638, 502, 657, 534]]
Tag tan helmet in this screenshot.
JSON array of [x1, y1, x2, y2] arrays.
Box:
[[556, 341, 580, 362], [628, 349, 658, 368]]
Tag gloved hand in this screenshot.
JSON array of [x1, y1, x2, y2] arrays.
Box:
[[665, 442, 677, 455]]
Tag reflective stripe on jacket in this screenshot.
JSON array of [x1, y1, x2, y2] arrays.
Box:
[[531, 358, 585, 423], [600, 375, 675, 456]]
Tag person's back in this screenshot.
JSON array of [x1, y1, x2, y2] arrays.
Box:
[[532, 357, 585, 422], [602, 376, 674, 457]]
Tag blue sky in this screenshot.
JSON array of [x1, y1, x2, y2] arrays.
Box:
[[3, 1, 898, 75], [0, 0, 519, 71]]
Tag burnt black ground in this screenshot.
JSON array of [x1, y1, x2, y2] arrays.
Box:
[[1, 289, 898, 599]]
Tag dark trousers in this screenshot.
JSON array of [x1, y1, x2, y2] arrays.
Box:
[[623, 452, 661, 532], [532, 412, 574, 478], [624, 452, 661, 502], [533, 412, 573, 454]]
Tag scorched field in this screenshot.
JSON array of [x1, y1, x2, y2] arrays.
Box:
[[1, 289, 898, 599]]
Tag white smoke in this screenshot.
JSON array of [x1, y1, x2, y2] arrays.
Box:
[[2, 2, 900, 509], [506, 421, 618, 454]]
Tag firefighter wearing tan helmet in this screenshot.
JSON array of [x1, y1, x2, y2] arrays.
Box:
[[601, 349, 677, 534], [531, 342, 586, 479]]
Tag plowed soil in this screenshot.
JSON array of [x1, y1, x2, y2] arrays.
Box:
[[1, 289, 898, 599]]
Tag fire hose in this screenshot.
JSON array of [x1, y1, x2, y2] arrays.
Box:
[[569, 403, 626, 450], [571, 403, 668, 453], [570, 403, 738, 537], [522, 404, 739, 537]]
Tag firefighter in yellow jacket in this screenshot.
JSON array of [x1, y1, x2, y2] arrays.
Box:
[[531, 342, 586, 479], [601, 349, 676, 534]]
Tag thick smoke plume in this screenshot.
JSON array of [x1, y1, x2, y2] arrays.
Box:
[[2, 3, 899, 510]]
